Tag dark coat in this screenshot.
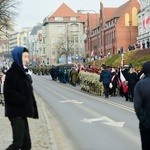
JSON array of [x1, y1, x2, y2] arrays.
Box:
[[134, 74, 150, 130], [122, 68, 129, 81], [100, 69, 111, 84], [128, 72, 138, 87], [4, 62, 38, 119]]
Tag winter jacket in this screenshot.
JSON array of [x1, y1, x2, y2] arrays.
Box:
[[128, 72, 138, 87], [100, 69, 111, 84], [134, 74, 150, 130], [4, 46, 38, 119]]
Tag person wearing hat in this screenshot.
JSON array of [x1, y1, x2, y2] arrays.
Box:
[[134, 61, 150, 150], [4, 46, 39, 150]]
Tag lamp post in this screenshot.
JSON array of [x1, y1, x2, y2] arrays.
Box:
[[79, 10, 99, 60]]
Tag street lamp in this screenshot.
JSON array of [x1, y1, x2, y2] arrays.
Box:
[[79, 10, 99, 60]]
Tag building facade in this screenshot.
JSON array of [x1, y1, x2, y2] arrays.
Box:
[[137, 0, 150, 48], [8, 32, 20, 51], [43, 3, 86, 65], [83, 0, 140, 59], [0, 26, 14, 57], [28, 24, 42, 65]]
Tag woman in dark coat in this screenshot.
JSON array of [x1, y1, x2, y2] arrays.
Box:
[[4, 46, 38, 150], [128, 67, 138, 102]]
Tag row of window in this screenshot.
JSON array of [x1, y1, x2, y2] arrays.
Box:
[[1, 45, 8, 49], [42, 47, 83, 56], [56, 24, 81, 33], [51, 36, 83, 44], [55, 17, 77, 21], [105, 19, 117, 28], [105, 31, 116, 44]]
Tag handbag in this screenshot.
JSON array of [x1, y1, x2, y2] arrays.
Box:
[[109, 82, 113, 89]]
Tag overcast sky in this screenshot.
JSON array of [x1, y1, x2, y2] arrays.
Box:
[[15, 0, 135, 31]]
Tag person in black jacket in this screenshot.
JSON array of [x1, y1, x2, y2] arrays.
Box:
[[127, 67, 138, 102], [134, 61, 150, 150], [100, 64, 111, 98], [4, 46, 39, 150]]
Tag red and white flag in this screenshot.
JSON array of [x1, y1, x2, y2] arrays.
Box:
[[120, 70, 128, 93]]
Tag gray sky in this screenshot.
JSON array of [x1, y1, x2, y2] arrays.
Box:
[[15, 0, 132, 31]]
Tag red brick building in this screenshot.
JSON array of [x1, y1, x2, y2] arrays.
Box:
[[84, 0, 140, 59], [102, 0, 140, 57]]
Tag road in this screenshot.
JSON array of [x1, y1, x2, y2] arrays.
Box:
[[32, 74, 141, 150]]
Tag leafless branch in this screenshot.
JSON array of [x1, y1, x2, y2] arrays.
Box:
[[0, 0, 21, 32]]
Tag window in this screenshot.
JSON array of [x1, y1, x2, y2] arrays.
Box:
[[70, 17, 77, 21], [55, 17, 63, 21], [43, 47, 45, 54], [51, 38, 55, 43], [75, 36, 78, 43], [52, 51, 55, 55], [80, 37, 82, 43], [57, 26, 65, 33], [43, 37, 45, 43], [70, 24, 79, 32], [71, 37, 74, 43]]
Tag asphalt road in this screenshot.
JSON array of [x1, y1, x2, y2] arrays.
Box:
[[32, 74, 141, 150]]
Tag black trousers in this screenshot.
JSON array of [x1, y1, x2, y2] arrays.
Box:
[[140, 130, 150, 150], [6, 117, 31, 150], [103, 84, 109, 97]]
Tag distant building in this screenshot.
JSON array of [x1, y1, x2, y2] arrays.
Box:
[[79, 0, 140, 60], [28, 23, 42, 65], [100, 0, 140, 57], [43, 3, 86, 65], [8, 27, 32, 50], [8, 32, 20, 51], [137, 0, 150, 48], [0, 25, 14, 56]]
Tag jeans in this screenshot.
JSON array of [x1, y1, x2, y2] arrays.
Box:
[[6, 117, 31, 150]]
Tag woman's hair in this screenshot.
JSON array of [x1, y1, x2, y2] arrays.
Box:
[[129, 67, 136, 73]]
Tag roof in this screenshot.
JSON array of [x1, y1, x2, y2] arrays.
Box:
[[30, 24, 42, 35], [112, 0, 131, 18], [51, 3, 77, 17], [46, 3, 99, 29], [104, 8, 117, 22], [77, 13, 99, 29]]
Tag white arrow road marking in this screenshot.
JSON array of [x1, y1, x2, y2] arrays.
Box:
[[60, 100, 83, 104], [81, 118, 104, 123], [81, 116, 125, 128]]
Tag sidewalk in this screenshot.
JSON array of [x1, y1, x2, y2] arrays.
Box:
[[0, 93, 58, 150]]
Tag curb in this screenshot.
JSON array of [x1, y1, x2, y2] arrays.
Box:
[[41, 102, 58, 150]]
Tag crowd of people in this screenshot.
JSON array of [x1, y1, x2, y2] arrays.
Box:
[[99, 64, 142, 101], [50, 65, 79, 86], [48, 63, 144, 103]]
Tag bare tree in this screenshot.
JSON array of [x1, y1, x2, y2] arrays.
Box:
[[55, 33, 74, 64], [0, 0, 20, 34]]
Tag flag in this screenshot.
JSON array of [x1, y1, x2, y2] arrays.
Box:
[[120, 70, 128, 93]]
